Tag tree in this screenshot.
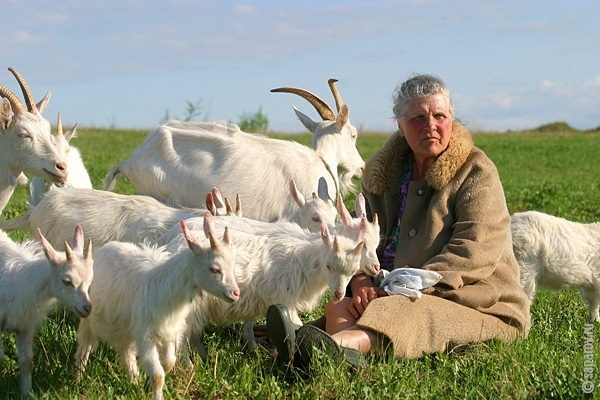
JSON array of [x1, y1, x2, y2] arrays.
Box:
[[237, 106, 269, 132], [160, 98, 204, 124]]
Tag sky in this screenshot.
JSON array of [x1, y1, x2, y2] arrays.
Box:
[[3, 0, 599, 134]]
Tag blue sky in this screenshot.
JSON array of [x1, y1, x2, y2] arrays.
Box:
[[4, 0, 599, 133]]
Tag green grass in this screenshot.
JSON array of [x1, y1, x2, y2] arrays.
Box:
[[1, 126, 600, 399]]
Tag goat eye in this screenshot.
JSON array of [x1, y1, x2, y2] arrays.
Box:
[[311, 216, 321, 222], [210, 267, 221, 274], [62, 279, 74, 287], [19, 132, 32, 140]]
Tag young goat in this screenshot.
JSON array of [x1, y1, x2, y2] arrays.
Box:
[[0, 226, 93, 397], [28, 113, 93, 207], [511, 210, 600, 322], [160, 219, 364, 359], [75, 214, 239, 400]]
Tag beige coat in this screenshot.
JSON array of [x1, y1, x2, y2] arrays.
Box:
[[358, 123, 530, 353]]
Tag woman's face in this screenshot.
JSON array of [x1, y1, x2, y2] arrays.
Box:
[[397, 93, 453, 162]]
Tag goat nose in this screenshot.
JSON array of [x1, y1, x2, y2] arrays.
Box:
[[84, 303, 92, 314], [56, 162, 67, 172]]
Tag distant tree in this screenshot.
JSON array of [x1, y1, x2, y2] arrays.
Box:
[[237, 106, 269, 132], [160, 98, 204, 124]]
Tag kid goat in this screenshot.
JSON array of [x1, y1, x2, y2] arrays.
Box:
[[159, 218, 365, 358], [511, 210, 600, 322], [75, 215, 239, 400], [27, 112, 92, 207], [0, 226, 93, 397]]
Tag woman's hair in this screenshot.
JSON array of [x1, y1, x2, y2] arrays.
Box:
[[392, 74, 455, 119]]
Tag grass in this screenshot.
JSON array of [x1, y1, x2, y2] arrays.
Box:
[[1, 125, 600, 399]]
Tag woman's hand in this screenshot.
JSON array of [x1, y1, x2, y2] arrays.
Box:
[[347, 275, 384, 318]]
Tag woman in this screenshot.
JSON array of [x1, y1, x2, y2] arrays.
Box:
[[267, 74, 530, 367]]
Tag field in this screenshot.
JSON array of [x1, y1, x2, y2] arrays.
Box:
[[1, 125, 600, 399]]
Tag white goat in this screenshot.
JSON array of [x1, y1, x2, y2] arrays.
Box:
[[288, 177, 337, 233], [157, 192, 379, 277], [0, 225, 93, 397], [0, 188, 170, 250], [28, 112, 92, 207], [0, 67, 70, 214], [103, 79, 364, 223], [75, 215, 239, 400], [121, 179, 335, 245], [0, 186, 231, 250], [511, 210, 600, 322], [160, 219, 364, 358]]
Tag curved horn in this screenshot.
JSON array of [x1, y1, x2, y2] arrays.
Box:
[[270, 86, 336, 121], [8, 67, 37, 113], [328, 78, 344, 112], [0, 84, 26, 115]]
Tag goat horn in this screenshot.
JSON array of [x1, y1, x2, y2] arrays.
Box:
[[0, 84, 26, 115], [8, 67, 37, 114], [57, 112, 63, 136], [270, 86, 336, 121], [328, 78, 344, 112]]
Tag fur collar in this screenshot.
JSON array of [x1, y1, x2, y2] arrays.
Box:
[[362, 122, 474, 194]]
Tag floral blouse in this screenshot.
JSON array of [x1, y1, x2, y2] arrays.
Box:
[[379, 152, 413, 271]]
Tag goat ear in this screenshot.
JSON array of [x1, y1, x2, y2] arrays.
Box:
[[211, 187, 226, 214], [317, 177, 331, 202], [205, 192, 216, 215], [64, 122, 79, 142], [180, 219, 206, 255], [38, 228, 60, 265], [203, 212, 214, 238], [71, 225, 84, 255], [335, 104, 349, 130], [290, 179, 305, 206], [338, 194, 352, 226], [357, 217, 367, 242], [293, 106, 319, 133], [320, 221, 333, 247], [354, 193, 366, 219], [35, 90, 51, 114], [0, 98, 12, 130]]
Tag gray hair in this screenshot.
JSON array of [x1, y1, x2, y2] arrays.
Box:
[[392, 74, 455, 119]]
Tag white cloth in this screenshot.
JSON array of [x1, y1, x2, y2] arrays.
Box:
[[374, 268, 443, 299]]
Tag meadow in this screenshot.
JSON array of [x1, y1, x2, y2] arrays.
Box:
[[1, 124, 599, 399]]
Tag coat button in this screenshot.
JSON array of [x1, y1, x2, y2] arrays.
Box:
[[408, 229, 417, 237], [417, 189, 425, 196]]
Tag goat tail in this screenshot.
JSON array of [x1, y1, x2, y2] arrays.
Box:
[[103, 165, 122, 191], [0, 211, 31, 231]]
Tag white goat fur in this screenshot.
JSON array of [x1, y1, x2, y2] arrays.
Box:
[[511, 210, 600, 322], [28, 114, 92, 208], [0, 187, 231, 250], [103, 82, 364, 223], [0, 67, 70, 214], [75, 215, 240, 400], [160, 219, 364, 357], [0, 226, 93, 397]]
